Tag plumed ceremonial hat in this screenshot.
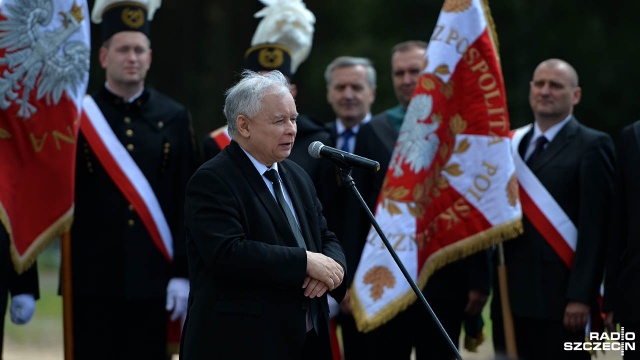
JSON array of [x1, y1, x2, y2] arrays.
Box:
[[91, 0, 162, 41], [244, 0, 315, 78]]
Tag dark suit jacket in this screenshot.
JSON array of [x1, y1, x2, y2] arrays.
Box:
[[71, 86, 198, 299], [604, 120, 640, 322], [492, 117, 615, 321], [182, 140, 347, 360], [318, 121, 352, 249]]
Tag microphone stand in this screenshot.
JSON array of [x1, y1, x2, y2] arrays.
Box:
[[336, 164, 463, 360]]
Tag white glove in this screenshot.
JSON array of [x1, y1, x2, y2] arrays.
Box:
[[166, 277, 189, 322], [10, 294, 36, 325]]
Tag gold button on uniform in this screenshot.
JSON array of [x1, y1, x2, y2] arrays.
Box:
[[125, 129, 134, 137], [158, 121, 164, 129], [128, 204, 134, 211], [126, 144, 134, 151], [128, 219, 135, 227], [124, 116, 131, 124]]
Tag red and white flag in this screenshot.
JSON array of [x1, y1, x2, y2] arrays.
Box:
[[351, 0, 522, 332], [0, 0, 90, 273]]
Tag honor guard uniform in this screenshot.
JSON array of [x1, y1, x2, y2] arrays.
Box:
[[70, 0, 199, 358]]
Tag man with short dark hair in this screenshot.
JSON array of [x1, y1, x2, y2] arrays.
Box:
[[70, 1, 199, 358]]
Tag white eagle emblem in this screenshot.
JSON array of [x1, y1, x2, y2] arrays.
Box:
[[391, 93, 440, 177], [0, 0, 90, 119]]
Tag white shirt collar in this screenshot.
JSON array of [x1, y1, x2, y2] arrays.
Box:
[[532, 114, 572, 143], [239, 146, 278, 175], [335, 113, 372, 135], [104, 82, 144, 103]]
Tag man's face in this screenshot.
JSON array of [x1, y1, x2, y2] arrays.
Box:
[[326, 65, 375, 128], [100, 31, 152, 88], [529, 64, 581, 121], [392, 47, 426, 108], [244, 91, 298, 166]]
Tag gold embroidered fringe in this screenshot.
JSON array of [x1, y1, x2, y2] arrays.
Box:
[[353, 217, 523, 333], [2, 205, 74, 274]]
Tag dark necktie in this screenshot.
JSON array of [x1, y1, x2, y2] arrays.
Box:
[[263, 169, 306, 249], [264, 169, 316, 331], [340, 128, 354, 152], [526, 136, 548, 166]]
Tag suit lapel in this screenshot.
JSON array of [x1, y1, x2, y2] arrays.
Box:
[[529, 118, 578, 171], [325, 121, 339, 147], [519, 128, 533, 160], [370, 114, 398, 154], [279, 163, 318, 252], [228, 142, 300, 248]]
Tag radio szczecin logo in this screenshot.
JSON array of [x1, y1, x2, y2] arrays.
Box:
[[564, 328, 635, 356]]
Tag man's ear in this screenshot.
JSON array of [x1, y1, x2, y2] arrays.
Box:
[[572, 86, 582, 106], [99, 47, 108, 69], [237, 115, 250, 138]]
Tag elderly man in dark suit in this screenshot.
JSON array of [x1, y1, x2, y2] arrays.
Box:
[[603, 120, 640, 359], [182, 70, 347, 360], [491, 58, 615, 359]]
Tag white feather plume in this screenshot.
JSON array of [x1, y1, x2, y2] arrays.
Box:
[[91, 0, 162, 24], [252, 0, 315, 73]]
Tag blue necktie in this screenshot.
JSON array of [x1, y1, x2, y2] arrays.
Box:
[[340, 129, 354, 152]]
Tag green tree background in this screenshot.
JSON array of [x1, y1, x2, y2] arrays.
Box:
[[86, 0, 639, 148]]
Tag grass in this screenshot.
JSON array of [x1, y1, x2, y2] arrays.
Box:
[[4, 242, 498, 359]]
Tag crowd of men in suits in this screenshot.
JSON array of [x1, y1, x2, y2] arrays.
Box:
[[197, 38, 640, 360], [3, 2, 640, 359]]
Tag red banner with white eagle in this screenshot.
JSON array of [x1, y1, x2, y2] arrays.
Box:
[[351, 0, 523, 332], [0, 0, 90, 273]]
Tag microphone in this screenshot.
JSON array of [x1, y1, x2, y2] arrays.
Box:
[[308, 141, 380, 173]]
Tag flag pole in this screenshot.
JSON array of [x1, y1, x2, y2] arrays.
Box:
[[497, 242, 517, 359], [339, 167, 463, 360], [61, 230, 74, 360]]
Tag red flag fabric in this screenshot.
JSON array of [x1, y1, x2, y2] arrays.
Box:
[[351, 0, 522, 332], [0, 0, 90, 273]]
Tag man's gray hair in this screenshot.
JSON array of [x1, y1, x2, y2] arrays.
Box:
[[323, 56, 377, 89], [224, 70, 292, 139]]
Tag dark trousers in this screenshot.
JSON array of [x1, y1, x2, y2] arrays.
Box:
[[492, 316, 590, 360], [73, 296, 167, 360], [302, 329, 334, 360], [0, 288, 6, 356], [339, 296, 465, 360], [337, 312, 377, 359]]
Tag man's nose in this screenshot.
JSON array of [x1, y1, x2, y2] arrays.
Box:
[[540, 84, 551, 94], [286, 120, 297, 135], [126, 50, 138, 60], [342, 87, 355, 98]]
